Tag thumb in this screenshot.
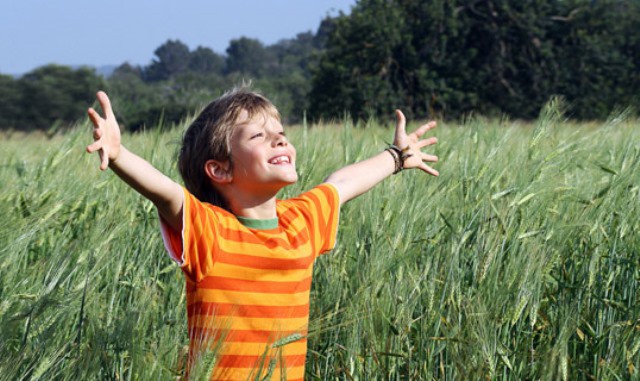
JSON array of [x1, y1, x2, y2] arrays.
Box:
[[394, 109, 406, 142]]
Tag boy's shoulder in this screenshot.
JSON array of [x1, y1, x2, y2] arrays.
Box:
[[281, 182, 338, 203], [277, 182, 340, 216], [183, 187, 236, 218]]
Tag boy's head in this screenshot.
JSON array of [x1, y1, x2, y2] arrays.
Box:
[[179, 87, 296, 210]]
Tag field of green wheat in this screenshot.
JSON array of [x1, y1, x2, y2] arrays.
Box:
[[1, 101, 639, 380]]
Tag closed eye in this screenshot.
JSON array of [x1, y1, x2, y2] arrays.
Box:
[[250, 132, 264, 139]]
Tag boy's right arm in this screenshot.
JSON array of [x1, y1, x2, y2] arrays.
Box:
[[86, 91, 183, 231]]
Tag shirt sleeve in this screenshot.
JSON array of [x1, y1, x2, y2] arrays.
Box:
[[286, 182, 341, 256], [158, 187, 221, 281]]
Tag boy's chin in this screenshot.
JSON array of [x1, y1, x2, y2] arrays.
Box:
[[281, 171, 298, 184], [270, 175, 298, 190], [282, 176, 298, 185]]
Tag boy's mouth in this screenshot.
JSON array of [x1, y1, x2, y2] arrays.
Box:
[[268, 155, 291, 165]]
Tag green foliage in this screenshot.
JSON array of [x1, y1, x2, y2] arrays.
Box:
[[144, 39, 192, 81], [0, 65, 105, 132], [106, 69, 230, 132], [310, 0, 407, 121], [1, 112, 639, 379], [309, 0, 640, 121], [225, 37, 272, 77], [189, 46, 225, 75], [104, 34, 325, 129], [550, 0, 640, 119], [0, 74, 22, 129], [2, 2, 639, 131]]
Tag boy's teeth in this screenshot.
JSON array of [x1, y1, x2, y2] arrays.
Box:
[[270, 156, 290, 164]]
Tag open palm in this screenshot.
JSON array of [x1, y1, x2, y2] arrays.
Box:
[[86, 91, 121, 171], [393, 110, 439, 176]]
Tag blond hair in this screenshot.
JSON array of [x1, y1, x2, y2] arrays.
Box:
[[178, 86, 280, 209]]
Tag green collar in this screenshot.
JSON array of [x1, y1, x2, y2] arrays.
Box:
[[236, 216, 279, 230]]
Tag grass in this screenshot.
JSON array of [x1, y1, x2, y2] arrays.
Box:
[[0, 101, 639, 380]]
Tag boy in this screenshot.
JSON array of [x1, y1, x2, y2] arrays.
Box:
[[86, 88, 438, 380]]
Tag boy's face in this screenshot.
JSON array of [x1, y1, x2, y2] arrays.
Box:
[[227, 111, 298, 194]]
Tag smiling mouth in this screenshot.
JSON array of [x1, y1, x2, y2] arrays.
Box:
[[268, 155, 291, 165]]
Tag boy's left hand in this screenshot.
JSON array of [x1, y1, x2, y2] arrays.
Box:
[[393, 110, 439, 176]]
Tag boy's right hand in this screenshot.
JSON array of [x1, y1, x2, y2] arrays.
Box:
[[86, 91, 121, 170]]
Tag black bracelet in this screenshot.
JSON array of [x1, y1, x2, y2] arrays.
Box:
[[386, 144, 414, 174], [385, 146, 403, 174]]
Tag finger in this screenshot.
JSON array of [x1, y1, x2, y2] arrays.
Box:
[[87, 107, 103, 127], [416, 137, 438, 149], [86, 140, 103, 153], [96, 91, 116, 120], [93, 127, 102, 140], [100, 149, 109, 171], [395, 110, 407, 138], [419, 163, 440, 177], [411, 121, 437, 138], [421, 153, 438, 162]]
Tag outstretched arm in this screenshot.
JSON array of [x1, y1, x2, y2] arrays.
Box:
[[86, 91, 183, 230], [324, 110, 438, 205]]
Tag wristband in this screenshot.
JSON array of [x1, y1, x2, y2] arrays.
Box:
[[385, 144, 413, 174]]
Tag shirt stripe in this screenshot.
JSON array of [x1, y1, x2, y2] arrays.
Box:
[[188, 301, 311, 319], [196, 275, 313, 293]]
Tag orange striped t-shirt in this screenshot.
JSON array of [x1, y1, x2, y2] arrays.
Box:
[[160, 183, 340, 380]]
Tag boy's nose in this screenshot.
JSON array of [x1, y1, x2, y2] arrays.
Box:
[[272, 133, 287, 147]]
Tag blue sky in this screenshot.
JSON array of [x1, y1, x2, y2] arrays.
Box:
[[0, 0, 355, 75]]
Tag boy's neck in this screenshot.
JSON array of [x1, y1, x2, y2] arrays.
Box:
[[226, 192, 279, 220]]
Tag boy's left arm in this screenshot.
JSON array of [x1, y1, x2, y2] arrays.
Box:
[[324, 110, 438, 205]]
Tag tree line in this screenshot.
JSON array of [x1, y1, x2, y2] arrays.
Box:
[[1, 0, 638, 132], [0, 26, 328, 132]]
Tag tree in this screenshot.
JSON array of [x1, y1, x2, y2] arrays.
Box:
[[144, 39, 191, 81], [309, 0, 411, 121], [225, 37, 273, 77], [189, 46, 225, 75], [309, 0, 640, 121], [550, 0, 640, 118], [18, 65, 104, 131], [112, 62, 143, 79], [0, 75, 22, 129], [259, 32, 326, 120]]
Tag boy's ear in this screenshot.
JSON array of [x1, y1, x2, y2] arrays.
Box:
[[204, 159, 233, 184]]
